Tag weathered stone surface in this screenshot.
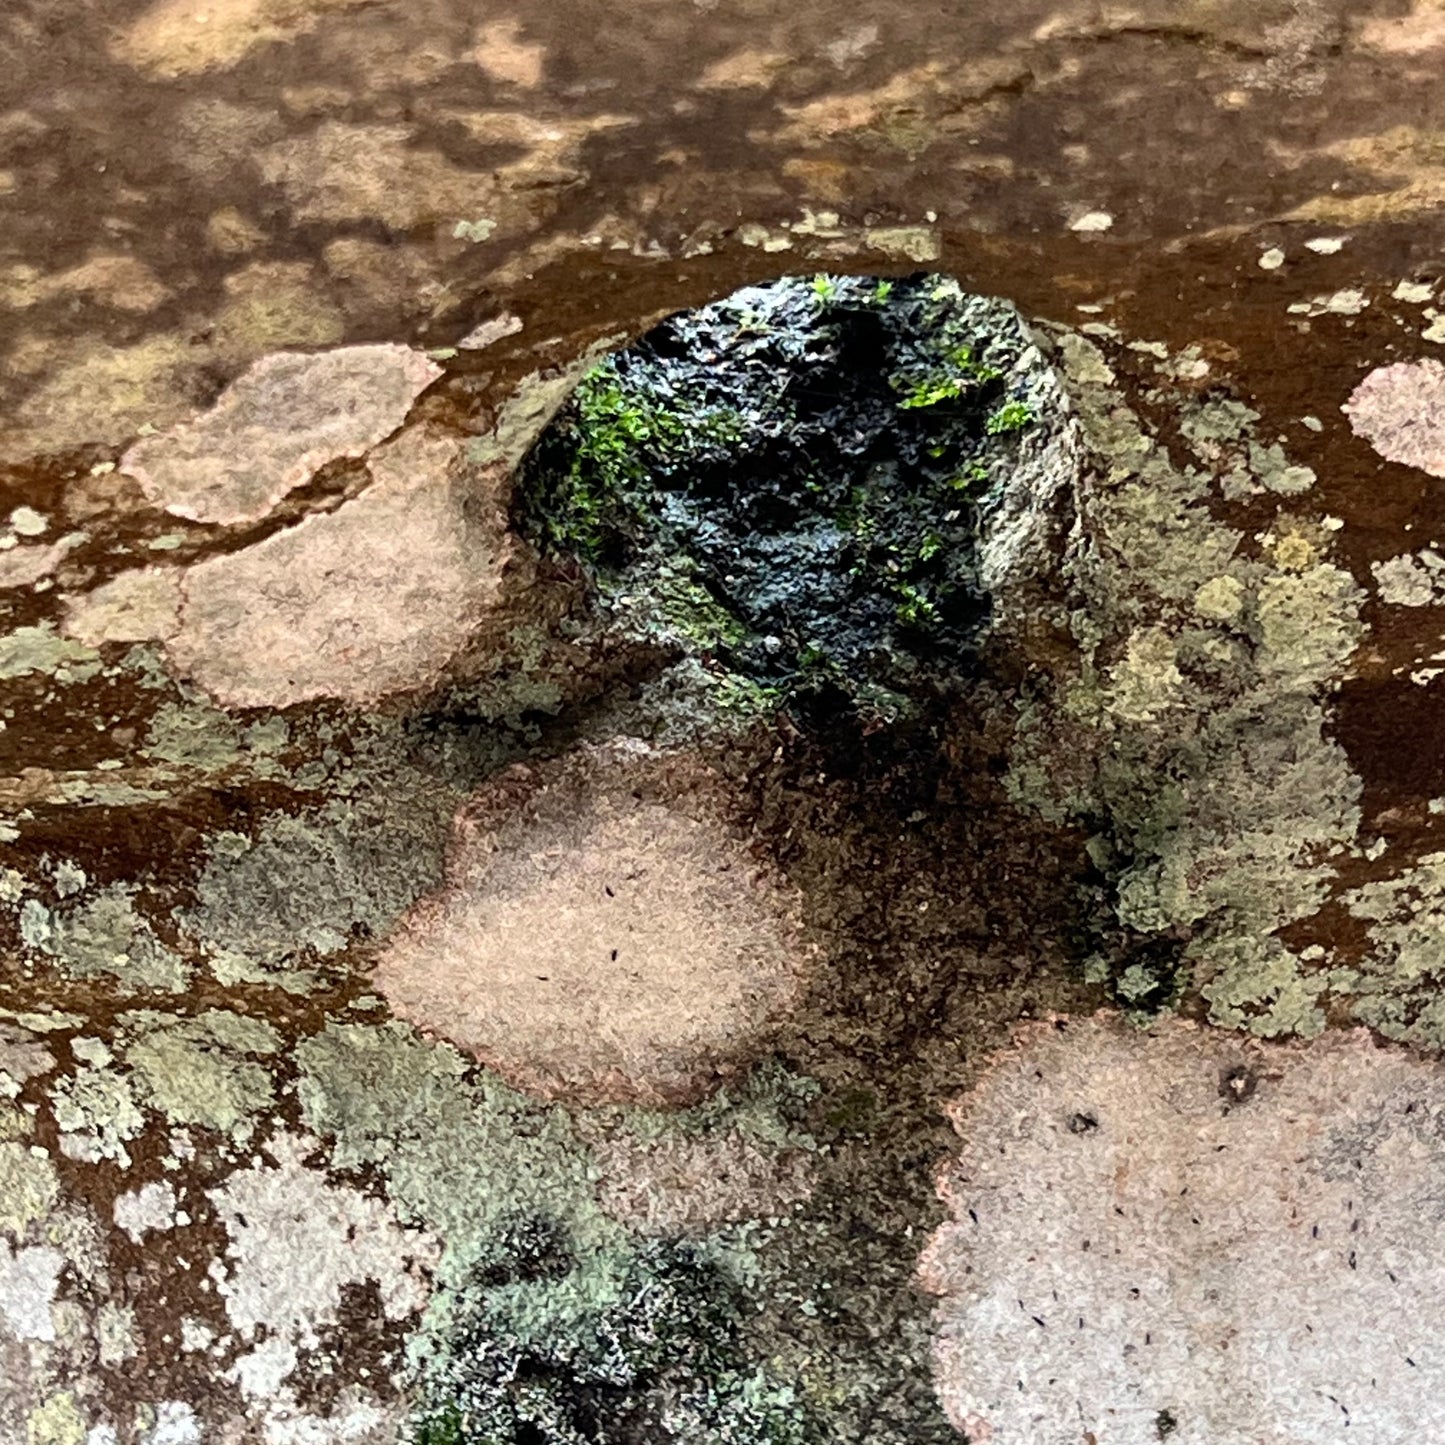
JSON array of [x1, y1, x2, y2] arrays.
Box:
[[165, 424, 514, 707], [374, 744, 815, 1104], [9, 0, 1445, 1437], [119, 345, 441, 526], [921, 1016, 1445, 1444]]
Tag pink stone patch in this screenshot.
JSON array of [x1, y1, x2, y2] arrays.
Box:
[[920, 1015, 1445, 1444], [1342, 357, 1445, 477], [165, 424, 512, 709], [373, 745, 814, 1105], [120, 344, 442, 526]]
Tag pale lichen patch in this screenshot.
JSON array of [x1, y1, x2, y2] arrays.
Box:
[[0, 627, 100, 684], [166, 424, 514, 709], [922, 1017, 1445, 1444], [22, 888, 186, 994], [207, 1132, 436, 1352], [61, 569, 183, 649], [374, 745, 816, 1104], [1344, 358, 1445, 477], [0, 1144, 58, 1239], [1010, 328, 1363, 1030], [112, 1182, 176, 1244]]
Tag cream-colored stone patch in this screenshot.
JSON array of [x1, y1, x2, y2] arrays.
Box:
[[1288, 125, 1445, 224], [3, 335, 198, 460], [698, 49, 790, 89], [205, 207, 267, 255], [0, 536, 83, 593], [1359, 0, 1445, 55], [114, 0, 372, 77], [0, 256, 168, 313], [470, 19, 546, 87], [258, 121, 465, 229], [211, 260, 345, 357]]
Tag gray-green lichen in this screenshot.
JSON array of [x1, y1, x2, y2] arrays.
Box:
[[293, 1021, 821, 1442], [1009, 328, 1364, 1033], [1342, 854, 1445, 1048], [184, 780, 454, 984], [121, 1009, 280, 1138], [50, 1056, 145, 1166], [19, 887, 186, 993], [0, 626, 100, 683]]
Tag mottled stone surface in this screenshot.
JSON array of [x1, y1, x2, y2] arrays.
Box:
[[5, 0, 1445, 1438]]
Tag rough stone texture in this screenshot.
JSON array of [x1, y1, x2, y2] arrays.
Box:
[[921, 1016, 1445, 1444], [374, 744, 815, 1104], [6, 0, 1445, 1438], [166, 424, 517, 707], [119, 345, 442, 526]]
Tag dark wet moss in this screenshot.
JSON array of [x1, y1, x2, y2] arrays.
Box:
[[517, 274, 1044, 722]]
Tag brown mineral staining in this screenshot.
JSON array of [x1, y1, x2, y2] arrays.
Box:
[[373, 745, 815, 1105], [120, 344, 442, 527], [165, 424, 513, 709], [256, 122, 487, 231], [920, 1015, 1445, 1444], [0, 255, 169, 313], [1343, 358, 1445, 477]]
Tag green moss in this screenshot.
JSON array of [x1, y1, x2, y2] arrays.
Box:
[[518, 273, 1046, 723], [985, 400, 1035, 434], [652, 563, 749, 650], [528, 357, 745, 562]]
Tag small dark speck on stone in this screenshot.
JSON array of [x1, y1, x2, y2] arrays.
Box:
[[1220, 1065, 1258, 1105], [1155, 1408, 1179, 1439], [1067, 1111, 1099, 1134]]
